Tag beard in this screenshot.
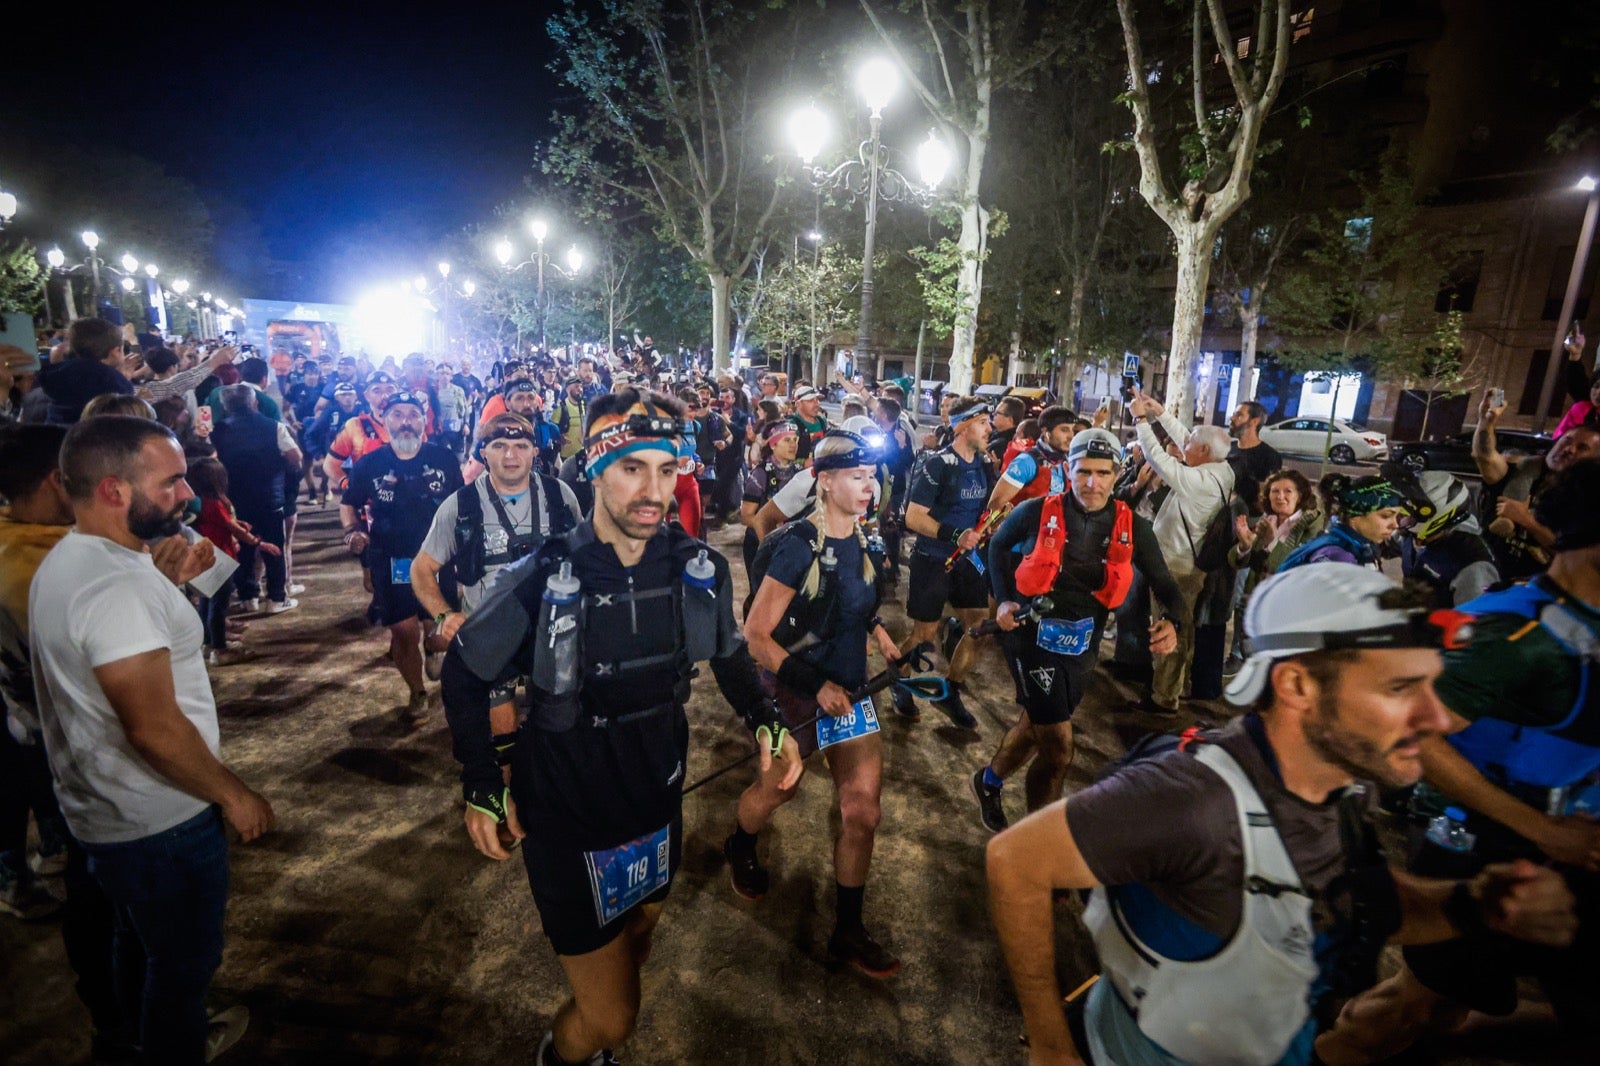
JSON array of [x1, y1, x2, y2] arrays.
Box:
[[1301, 689, 1427, 790], [599, 491, 666, 541], [391, 431, 422, 458], [128, 489, 184, 540]]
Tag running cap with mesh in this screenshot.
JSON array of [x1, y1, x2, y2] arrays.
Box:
[[791, 385, 820, 403], [1224, 563, 1473, 705]]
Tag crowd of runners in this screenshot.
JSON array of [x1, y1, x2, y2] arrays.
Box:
[[2, 318, 1598, 1064]]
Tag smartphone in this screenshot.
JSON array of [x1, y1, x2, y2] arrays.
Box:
[[196, 407, 213, 434], [1491, 387, 1506, 409]]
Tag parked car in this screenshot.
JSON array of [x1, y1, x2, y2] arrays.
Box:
[[1389, 427, 1552, 475], [1258, 417, 1388, 464]]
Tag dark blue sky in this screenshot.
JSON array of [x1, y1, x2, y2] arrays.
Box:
[[5, 1, 561, 302]]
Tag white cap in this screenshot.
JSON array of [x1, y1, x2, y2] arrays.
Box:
[[1066, 427, 1123, 466], [1225, 564, 1420, 705]]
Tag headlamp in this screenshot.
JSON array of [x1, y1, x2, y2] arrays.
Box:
[[1245, 607, 1473, 657], [812, 429, 879, 472]]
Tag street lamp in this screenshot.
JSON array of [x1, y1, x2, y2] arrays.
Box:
[[414, 263, 477, 354], [498, 219, 565, 351], [82, 231, 103, 308], [121, 252, 139, 274], [1534, 174, 1600, 431], [787, 58, 950, 381], [0, 189, 17, 228]]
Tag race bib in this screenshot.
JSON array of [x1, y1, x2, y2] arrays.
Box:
[[1036, 616, 1094, 657], [583, 823, 672, 927], [390, 557, 413, 584], [815, 697, 881, 750]]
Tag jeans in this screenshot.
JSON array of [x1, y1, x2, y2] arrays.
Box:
[[233, 506, 286, 602], [83, 807, 230, 1065], [201, 582, 234, 650]]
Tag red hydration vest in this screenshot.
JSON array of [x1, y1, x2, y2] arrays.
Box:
[[1014, 494, 1135, 609]]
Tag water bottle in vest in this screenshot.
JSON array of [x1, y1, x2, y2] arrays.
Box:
[[681, 549, 719, 662], [533, 560, 583, 697], [1425, 806, 1476, 854]]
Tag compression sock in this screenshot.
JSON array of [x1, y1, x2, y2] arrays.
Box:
[[729, 824, 759, 854], [982, 766, 1004, 790], [835, 883, 865, 931]]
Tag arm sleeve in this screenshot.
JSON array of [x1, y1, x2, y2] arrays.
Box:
[[704, 550, 782, 732], [988, 497, 1042, 602], [141, 362, 214, 399], [1133, 516, 1190, 625], [442, 568, 538, 793]]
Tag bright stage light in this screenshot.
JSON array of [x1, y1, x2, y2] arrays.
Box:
[[353, 287, 432, 356]]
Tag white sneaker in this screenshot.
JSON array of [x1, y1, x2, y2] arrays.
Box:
[[288, 583, 306, 595], [232, 598, 260, 614], [205, 1005, 249, 1062], [268, 598, 299, 614]]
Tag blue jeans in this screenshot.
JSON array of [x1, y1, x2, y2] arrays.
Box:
[[83, 807, 230, 1065]]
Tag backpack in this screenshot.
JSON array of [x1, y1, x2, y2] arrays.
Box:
[[744, 518, 885, 642]]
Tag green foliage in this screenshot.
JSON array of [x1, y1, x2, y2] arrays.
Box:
[[909, 210, 1007, 341], [746, 245, 860, 360], [0, 242, 46, 316], [1267, 154, 1447, 384]]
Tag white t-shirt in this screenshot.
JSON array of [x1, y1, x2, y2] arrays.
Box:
[[419, 475, 582, 613], [769, 467, 883, 521], [29, 530, 219, 844]]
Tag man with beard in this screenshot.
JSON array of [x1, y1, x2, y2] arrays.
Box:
[[988, 563, 1576, 1066], [441, 388, 800, 1066], [29, 416, 274, 1063], [341, 392, 463, 721]]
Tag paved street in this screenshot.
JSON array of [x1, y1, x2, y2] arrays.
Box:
[[0, 507, 1573, 1064]]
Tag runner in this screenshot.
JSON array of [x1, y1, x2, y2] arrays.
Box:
[[411, 412, 582, 739], [1396, 470, 1500, 607], [723, 430, 903, 976], [1275, 473, 1410, 573], [897, 396, 994, 728], [440, 388, 801, 1066], [321, 371, 397, 489], [988, 563, 1577, 1066], [986, 405, 1076, 511], [339, 391, 463, 721], [971, 429, 1186, 831], [787, 384, 829, 463], [738, 420, 802, 573]]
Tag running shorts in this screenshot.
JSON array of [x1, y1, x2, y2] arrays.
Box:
[[906, 550, 989, 622]]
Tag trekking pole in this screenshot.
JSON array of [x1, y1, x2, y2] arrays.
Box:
[[683, 644, 942, 795]]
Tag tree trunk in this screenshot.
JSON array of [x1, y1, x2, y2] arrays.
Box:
[[1238, 291, 1261, 402], [1165, 226, 1216, 425], [709, 271, 732, 372], [948, 66, 992, 397], [1057, 275, 1087, 403]]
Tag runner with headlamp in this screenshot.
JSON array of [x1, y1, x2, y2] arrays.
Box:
[[440, 388, 801, 1066], [723, 429, 904, 977], [971, 429, 1185, 832]]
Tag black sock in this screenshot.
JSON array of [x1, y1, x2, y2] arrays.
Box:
[[542, 1036, 579, 1066], [836, 883, 865, 931], [729, 824, 758, 853]]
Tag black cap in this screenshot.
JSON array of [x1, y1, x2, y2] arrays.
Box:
[[381, 390, 427, 414], [366, 371, 395, 387]]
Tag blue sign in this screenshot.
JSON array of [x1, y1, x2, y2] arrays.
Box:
[[1123, 353, 1140, 377]]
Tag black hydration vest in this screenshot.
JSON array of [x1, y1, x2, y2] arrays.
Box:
[[746, 519, 886, 652], [451, 474, 577, 588]]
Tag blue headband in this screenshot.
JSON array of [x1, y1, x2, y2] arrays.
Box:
[[950, 403, 991, 428]]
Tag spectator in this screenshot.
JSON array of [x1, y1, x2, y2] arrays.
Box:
[[38, 318, 135, 424], [187, 458, 278, 665], [140, 345, 235, 406], [82, 394, 158, 421], [1128, 389, 1235, 714], [211, 385, 301, 614], [1, 345, 43, 423], [204, 356, 281, 425], [987, 395, 1026, 463], [31, 415, 273, 1064]]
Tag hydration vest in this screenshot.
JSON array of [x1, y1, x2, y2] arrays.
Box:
[[1011, 444, 1067, 504], [450, 473, 577, 588], [745, 518, 885, 651], [1014, 495, 1134, 609], [1083, 742, 1319, 1066], [1448, 578, 1600, 790]]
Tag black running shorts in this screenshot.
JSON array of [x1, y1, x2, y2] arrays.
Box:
[[369, 553, 427, 628], [516, 817, 683, 957], [906, 550, 989, 622], [1000, 627, 1099, 726]]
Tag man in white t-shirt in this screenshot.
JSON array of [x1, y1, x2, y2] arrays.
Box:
[[30, 416, 273, 1064]]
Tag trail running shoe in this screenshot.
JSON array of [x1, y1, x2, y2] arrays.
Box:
[[971, 769, 1008, 833], [723, 833, 769, 901], [932, 684, 979, 730], [828, 923, 901, 978], [889, 683, 921, 722]]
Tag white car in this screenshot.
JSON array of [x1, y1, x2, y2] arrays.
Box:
[[1258, 417, 1388, 464]]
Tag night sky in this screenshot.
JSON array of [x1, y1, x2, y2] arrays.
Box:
[[4, 1, 563, 303]]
